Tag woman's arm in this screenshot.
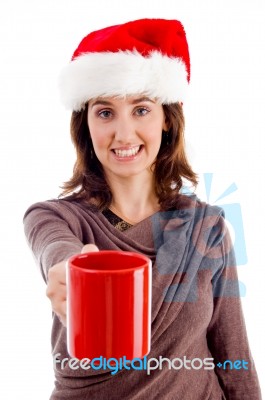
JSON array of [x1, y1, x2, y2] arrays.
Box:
[[23, 201, 84, 282], [206, 216, 262, 399], [23, 201, 98, 324]]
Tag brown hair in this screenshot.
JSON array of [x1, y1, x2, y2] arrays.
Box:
[[60, 102, 198, 210]]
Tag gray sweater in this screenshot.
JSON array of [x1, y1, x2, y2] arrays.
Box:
[[23, 194, 262, 399]]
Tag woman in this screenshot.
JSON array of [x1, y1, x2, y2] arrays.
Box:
[[23, 18, 261, 399]]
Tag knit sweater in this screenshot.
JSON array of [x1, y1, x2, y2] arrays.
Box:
[[23, 194, 261, 400]]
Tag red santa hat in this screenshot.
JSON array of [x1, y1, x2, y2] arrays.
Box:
[[59, 18, 190, 111]]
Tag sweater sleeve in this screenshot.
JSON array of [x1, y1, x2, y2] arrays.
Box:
[[23, 201, 84, 283], [206, 215, 262, 399]]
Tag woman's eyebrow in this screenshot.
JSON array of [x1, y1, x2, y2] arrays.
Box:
[[130, 97, 155, 104], [90, 99, 113, 108]]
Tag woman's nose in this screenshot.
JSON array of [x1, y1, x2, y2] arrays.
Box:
[[114, 118, 136, 143]]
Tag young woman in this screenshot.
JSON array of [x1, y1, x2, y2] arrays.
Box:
[[23, 18, 261, 399]]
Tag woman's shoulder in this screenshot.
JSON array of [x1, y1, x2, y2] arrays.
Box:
[[23, 196, 98, 221], [172, 193, 224, 221]]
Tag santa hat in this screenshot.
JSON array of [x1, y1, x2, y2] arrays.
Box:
[[58, 18, 190, 111]]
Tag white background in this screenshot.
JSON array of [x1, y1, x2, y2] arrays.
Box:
[[0, 0, 264, 398]]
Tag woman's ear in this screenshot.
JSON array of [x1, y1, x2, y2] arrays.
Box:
[[163, 117, 170, 132], [162, 104, 171, 131]]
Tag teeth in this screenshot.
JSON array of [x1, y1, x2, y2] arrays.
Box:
[[114, 146, 141, 158]]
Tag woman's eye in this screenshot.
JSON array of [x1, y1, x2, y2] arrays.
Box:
[[135, 107, 149, 116], [98, 110, 112, 119]]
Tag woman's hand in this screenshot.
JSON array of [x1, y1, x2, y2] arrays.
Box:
[[46, 244, 99, 326]]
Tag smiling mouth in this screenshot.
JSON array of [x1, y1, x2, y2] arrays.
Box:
[[112, 145, 142, 158]]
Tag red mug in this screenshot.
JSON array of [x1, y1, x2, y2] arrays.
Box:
[[67, 250, 152, 361]]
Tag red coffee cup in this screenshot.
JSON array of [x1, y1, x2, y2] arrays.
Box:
[[67, 250, 152, 361]]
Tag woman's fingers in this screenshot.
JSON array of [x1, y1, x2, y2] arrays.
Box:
[[46, 244, 99, 326], [46, 261, 67, 325], [81, 244, 99, 253]]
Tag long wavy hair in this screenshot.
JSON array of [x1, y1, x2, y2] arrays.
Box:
[[60, 102, 198, 210]]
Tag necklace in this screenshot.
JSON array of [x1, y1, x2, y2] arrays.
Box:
[[109, 202, 161, 225], [109, 204, 137, 225]]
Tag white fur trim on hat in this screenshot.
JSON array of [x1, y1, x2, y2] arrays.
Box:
[[58, 50, 189, 111]]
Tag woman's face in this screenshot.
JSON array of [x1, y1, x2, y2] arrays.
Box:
[[87, 96, 167, 181]]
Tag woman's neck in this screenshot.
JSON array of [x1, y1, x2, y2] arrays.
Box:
[[107, 174, 160, 224]]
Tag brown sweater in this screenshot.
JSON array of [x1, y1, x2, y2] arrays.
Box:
[[23, 195, 262, 400]]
